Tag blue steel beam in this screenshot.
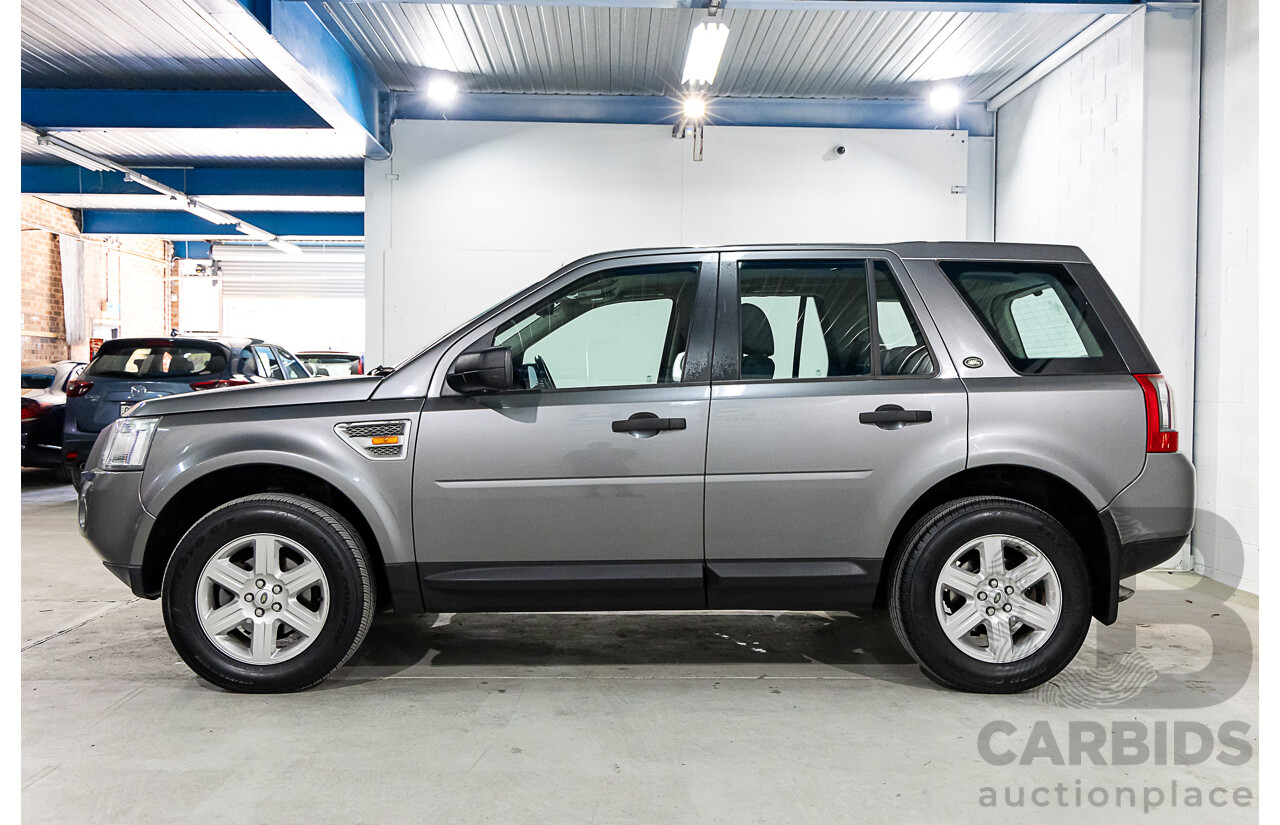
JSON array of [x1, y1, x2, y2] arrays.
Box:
[[81, 210, 364, 237], [296, 1, 1189, 12], [195, 0, 389, 158], [21, 166, 362, 198], [21, 90, 328, 131], [393, 93, 995, 137]]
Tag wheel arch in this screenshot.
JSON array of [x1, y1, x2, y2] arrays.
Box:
[[875, 464, 1120, 623], [142, 463, 393, 609]]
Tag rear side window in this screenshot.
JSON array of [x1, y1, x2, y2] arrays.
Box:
[[86, 342, 227, 379], [940, 261, 1125, 374], [253, 346, 285, 380]]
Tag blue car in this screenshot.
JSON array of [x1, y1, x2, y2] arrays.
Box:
[[63, 336, 312, 489]]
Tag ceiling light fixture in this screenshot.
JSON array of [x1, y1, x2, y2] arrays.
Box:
[[682, 96, 708, 120], [267, 238, 304, 255], [34, 134, 116, 173], [682, 22, 730, 86], [184, 199, 238, 225], [426, 77, 459, 105], [235, 223, 274, 242], [929, 84, 962, 111]]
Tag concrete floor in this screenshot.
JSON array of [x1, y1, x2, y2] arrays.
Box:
[[22, 469, 1258, 824]]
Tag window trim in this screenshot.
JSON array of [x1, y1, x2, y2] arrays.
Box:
[[713, 253, 940, 385], [438, 253, 720, 398]]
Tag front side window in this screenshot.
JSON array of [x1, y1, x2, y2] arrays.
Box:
[[940, 261, 1123, 374], [277, 349, 312, 380], [735, 259, 934, 381], [493, 263, 701, 391]]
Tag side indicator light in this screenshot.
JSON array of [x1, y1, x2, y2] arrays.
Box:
[[371, 436, 400, 445]]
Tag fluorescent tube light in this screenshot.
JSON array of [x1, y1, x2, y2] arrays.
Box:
[[267, 238, 303, 255], [236, 223, 274, 242], [929, 85, 962, 111], [682, 22, 730, 86], [184, 199, 238, 225], [35, 135, 115, 173], [683, 97, 708, 120]]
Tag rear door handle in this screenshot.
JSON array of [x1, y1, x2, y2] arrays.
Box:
[[612, 412, 687, 433], [859, 405, 933, 426]]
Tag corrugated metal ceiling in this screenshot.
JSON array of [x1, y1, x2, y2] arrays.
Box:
[[318, 3, 1101, 101], [22, 0, 284, 90]]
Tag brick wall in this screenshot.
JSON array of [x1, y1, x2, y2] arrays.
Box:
[[19, 195, 172, 367]]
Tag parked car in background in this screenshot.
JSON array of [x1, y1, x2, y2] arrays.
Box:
[[63, 336, 312, 490], [297, 351, 364, 377], [21, 359, 86, 482]]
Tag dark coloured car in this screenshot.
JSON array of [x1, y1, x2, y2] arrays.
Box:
[[21, 360, 86, 482], [297, 351, 364, 377], [63, 336, 312, 489], [77, 243, 1194, 694]]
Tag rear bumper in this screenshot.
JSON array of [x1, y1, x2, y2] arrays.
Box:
[[1094, 451, 1195, 623]]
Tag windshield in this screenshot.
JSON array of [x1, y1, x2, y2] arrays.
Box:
[[86, 342, 227, 379], [21, 370, 55, 390], [300, 355, 360, 377]]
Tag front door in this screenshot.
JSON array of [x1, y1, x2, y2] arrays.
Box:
[[414, 253, 718, 611], [703, 251, 969, 609]]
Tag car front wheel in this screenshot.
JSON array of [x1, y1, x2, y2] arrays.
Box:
[[889, 496, 1091, 693], [162, 494, 375, 693]]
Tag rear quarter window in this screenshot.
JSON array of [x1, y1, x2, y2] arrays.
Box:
[[939, 261, 1126, 375]]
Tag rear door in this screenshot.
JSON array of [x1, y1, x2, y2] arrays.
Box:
[[413, 252, 718, 610], [703, 250, 968, 608]]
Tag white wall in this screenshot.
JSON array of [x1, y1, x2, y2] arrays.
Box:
[[365, 120, 981, 364], [221, 296, 366, 355], [1193, 0, 1259, 593], [995, 7, 1202, 570]]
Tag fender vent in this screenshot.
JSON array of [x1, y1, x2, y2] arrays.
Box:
[[335, 419, 412, 461]]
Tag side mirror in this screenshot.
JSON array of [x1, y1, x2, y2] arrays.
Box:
[[446, 346, 514, 394]]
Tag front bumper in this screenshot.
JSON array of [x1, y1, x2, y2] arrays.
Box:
[[78, 464, 157, 598]]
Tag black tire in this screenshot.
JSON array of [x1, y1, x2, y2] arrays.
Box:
[[68, 464, 83, 491], [889, 496, 1091, 693], [53, 463, 74, 484], [162, 494, 376, 693]]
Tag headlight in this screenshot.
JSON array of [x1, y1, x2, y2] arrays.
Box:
[[101, 417, 160, 470]]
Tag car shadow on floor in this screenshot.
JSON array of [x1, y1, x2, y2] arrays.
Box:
[[327, 608, 938, 691]]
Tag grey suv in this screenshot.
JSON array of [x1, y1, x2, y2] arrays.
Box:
[[77, 243, 1194, 694]]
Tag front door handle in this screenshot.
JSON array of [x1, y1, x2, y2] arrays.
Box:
[[859, 404, 933, 428], [612, 412, 687, 433]]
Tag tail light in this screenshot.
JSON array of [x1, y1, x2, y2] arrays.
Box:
[[66, 380, 93, 398], [1134, 374, 1178, 453], [190, 378, 252, 391], [21, 398, 44, 422]]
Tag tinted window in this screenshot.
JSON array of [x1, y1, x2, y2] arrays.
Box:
[[735, 259, 934, 380], [940, 261, 1124, 374], [874, 263, 934, 376], [239, 348, 259, 377], [253, 346, 284, 380], [494, 264, 700, 390], [22, 370, 55, 390], [86, 342, 226, 379]]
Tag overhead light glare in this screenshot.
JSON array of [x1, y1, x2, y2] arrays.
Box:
[[267, 238, 304, 255], [683, 97, 708, 120], [184, 199, 237, 225], [682, 22, 730, 86], [427, 77, 459, 105], [929, 85, 962, 112]]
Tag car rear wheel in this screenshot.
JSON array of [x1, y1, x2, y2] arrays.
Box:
[[53, 462, 73, 484], [162, 494, 375, 693], [68, 464, 83, 491], [889, 496, 1091, 693]]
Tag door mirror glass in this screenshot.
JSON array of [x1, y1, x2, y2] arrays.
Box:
[[447, 346, 515, 394]]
